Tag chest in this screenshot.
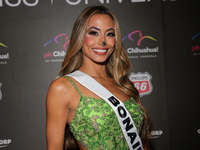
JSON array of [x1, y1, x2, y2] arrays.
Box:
[[70, 97, 143, 130]]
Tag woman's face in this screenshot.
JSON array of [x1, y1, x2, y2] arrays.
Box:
[[82, 14, 116, 64]]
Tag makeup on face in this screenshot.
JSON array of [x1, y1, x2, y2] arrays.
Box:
[[86, 26, 115, 38], [84, 26, 115, 49], [81, 14, 116, 63]]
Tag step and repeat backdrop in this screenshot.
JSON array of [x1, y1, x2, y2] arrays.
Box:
[[0, 0, 199, 150]]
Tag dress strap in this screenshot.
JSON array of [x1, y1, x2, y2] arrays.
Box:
[[63, 76, 83, 96]]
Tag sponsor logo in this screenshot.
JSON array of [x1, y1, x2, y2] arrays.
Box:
[[197, 129, 200, 134], [122, 30, 158, 59], [0, 0, 151, 7], [0, 139, 11, 148], [0, 43, 7, 48], [0, 42, 9, 65], [191, 32, 200, 56], [129, 72, 153, 97], [43, 33, 70, 63], [151, 130, 163, 139], [0, 82, 2, 101]]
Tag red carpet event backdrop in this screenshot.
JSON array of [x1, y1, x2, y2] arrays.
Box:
[[0, 0, 200, 150]]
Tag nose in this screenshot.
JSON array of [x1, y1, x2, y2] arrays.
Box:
[[102, 41, 106, 46], [98, 35, 107, 46]]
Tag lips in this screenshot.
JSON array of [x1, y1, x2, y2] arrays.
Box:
[[92, 49, 107, 53], [92, 48, 108, 55]]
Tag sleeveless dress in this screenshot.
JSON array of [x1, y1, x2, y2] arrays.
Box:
[[65, 76, 144, 150]]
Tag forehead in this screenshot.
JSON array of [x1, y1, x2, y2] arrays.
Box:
[[87, 14, 115, 27]]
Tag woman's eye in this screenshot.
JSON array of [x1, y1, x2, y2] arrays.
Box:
[[88, 31, 98, 36], [107, 32, 115, 37]]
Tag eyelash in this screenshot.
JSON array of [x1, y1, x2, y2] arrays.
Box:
[[88, 31, 115, 37], [107, 32, 115, 37], [88, 31, 98, 36]]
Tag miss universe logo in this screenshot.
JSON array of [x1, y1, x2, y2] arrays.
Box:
[[0, 0, 151, 7]]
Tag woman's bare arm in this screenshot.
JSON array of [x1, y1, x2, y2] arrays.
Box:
[[46, 78, 71, 150]]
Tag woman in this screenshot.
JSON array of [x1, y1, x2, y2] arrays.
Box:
[[46, 6, 152, 150]]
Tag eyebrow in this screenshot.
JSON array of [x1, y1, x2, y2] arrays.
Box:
[[87, 26, 115, 31]]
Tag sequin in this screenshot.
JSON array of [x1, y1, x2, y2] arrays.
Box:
[[65, 76, 143, 150]]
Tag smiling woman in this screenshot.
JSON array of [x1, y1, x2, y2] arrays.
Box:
[[46, 6, 152, 150], [82, 14, 115, 64]]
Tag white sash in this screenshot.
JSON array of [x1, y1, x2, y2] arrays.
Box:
[[67, 70, 143, 150]]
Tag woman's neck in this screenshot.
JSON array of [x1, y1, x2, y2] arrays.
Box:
[[79, 63, 110, 78]]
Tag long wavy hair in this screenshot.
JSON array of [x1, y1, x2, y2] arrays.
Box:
[[60, 6, 152, 150]]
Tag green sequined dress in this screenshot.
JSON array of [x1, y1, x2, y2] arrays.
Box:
[[65, 76, 144, 150]]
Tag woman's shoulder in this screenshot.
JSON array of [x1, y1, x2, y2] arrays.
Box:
[[49, 76, 71, 90], [47, 76, 75, 99]]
